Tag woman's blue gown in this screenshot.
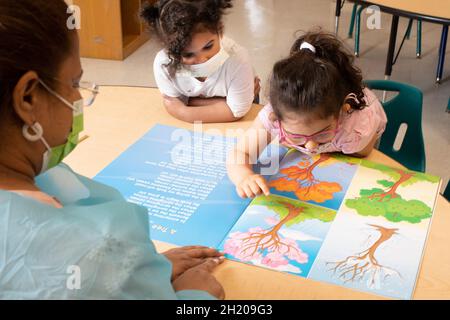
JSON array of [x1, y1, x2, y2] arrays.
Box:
[[0, 164, 214, 299]]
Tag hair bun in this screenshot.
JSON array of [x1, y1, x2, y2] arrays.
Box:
[[141, 2, 160, 22], [216, 0, 233, 9]]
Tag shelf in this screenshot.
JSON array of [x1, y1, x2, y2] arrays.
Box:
[[74, 0, 153, 60]]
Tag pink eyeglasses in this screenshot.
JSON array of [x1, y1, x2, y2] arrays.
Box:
[[277, 120, 340, 145]]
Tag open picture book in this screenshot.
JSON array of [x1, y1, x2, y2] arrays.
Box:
[[95, 124, 441, 300]]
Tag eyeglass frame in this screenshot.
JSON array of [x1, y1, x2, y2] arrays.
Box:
[[277, 119, 340, 146], [38, 77, 99, 108]]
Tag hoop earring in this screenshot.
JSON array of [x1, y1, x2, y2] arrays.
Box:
[[22, 122, 44, 142]]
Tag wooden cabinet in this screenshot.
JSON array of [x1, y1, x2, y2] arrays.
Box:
[[73, 0, 154, 60]]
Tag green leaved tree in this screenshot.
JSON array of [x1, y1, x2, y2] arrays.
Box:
[[345, 160, 440, 223]]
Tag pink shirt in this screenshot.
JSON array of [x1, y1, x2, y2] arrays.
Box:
[[258, 88, 387, 154]]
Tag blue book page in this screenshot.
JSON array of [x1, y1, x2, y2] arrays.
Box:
[[94, 124, 251, 248]]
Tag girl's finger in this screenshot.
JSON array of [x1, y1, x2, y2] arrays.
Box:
[[256, 177, 270, 196], [236, 186, 246, 198], [243, 184, 255, 198], [249, 180, 262, 195]]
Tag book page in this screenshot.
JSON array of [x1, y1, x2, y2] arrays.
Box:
[[95, 124, 251, 247], [219, 151, 441, 300]]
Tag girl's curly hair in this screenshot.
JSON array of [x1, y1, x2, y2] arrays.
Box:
[[270, 29, 367, 121], [141, 0, 233, 77]]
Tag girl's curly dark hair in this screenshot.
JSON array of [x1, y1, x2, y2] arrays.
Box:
[[141, 0, 233, 76], [270, 29, 367, 121]]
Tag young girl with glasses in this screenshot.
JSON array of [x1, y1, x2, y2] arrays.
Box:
[[227, 30, 387, 199]]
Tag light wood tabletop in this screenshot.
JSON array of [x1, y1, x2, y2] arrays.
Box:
[[65, 86, 450, 300], [350, 0, 450, 22]]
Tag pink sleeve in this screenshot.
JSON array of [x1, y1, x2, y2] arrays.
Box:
[[257, 103, 279, 137], [337, 89, 387, 154]]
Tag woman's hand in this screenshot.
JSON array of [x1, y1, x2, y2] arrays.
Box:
[[173, 258, 225, 300], [236, 173, 270, 198], [163, 246, 223, 281]]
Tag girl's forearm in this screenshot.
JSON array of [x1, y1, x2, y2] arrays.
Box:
[[188, 97, 226, 106], [226, 150, 255, 185], [183, 100, 242, 123]]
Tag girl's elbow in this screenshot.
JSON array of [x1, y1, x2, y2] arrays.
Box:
[[352, 146, 374, 158]]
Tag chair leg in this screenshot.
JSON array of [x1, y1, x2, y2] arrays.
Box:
[[348, 4, 358, 38], [405, 18, 413, 39], [335, 0, 342, 35], [416, 20, 422, 58], [354, 6, 365, 57], [436, 25, 448, 83]]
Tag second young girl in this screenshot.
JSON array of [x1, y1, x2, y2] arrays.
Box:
[[227, 30, 387, 199], [142, 0, 259, 123]]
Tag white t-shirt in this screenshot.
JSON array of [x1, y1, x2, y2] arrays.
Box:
[[153, 36, 255, 118]]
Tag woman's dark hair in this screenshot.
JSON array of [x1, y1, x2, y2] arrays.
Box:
[[269, 30, 366, 121], [0, 0, 74, 122], [141, 0, 233, 76]]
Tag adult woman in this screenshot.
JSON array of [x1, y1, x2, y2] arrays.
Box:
[[0, 0, 224, 299]]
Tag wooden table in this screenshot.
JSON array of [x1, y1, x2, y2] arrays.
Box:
[[335, 0, 450, 83], [65, 86, 450, 299]]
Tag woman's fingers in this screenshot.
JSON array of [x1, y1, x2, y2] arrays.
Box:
[[199, 257, 225, 272], [181, 245, 215, 251], [188, 247, 223, 259]]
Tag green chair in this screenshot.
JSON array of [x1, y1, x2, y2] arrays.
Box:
[[443, 181, 450, 202], [364, 80, 426, 172]]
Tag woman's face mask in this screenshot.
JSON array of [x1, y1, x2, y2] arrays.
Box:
[[22, 79, 84, 174], [41, 99, 84, 173]]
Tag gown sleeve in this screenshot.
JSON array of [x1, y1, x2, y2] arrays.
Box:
[[0, 164, 215, 300]]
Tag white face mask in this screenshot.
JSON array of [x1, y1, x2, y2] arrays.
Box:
[[177, 42, 230, 78], [288, 141, 334, 156]]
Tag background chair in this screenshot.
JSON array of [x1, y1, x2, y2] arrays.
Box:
[[443, 181, 450, 202], [364, 80, 426, 173]]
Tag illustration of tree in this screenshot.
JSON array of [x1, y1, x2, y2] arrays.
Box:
[[224, 195, 336, 268], [345, 161, 440, 223], [328, 161, 439, 289], [327, 224, 401, 289], [269, 153, 343, 203]]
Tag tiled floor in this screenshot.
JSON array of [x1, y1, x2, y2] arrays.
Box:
[[81, 0, 449, 190]]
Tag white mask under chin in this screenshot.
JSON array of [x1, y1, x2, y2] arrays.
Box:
[[177, 44, 230, 78], [290, 142, 334, 156]]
